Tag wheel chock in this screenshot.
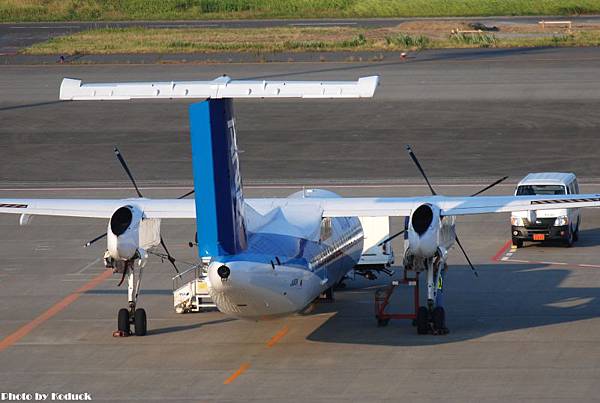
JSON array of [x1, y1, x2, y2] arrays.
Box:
[[112, 330, 130, 337]]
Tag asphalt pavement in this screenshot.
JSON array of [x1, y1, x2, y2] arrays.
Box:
[[1, 47, 600, 402]]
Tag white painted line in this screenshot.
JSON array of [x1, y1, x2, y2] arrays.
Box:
[[577, 263, 600, 268], [503, 258, 530, 263], [72, 257, 102, 275], [505, 252, 513, 257], [501, 257, 509, 261], [539, 261, 567, 265]]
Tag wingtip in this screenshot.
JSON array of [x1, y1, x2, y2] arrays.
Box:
[[59, 77, 82, 100]]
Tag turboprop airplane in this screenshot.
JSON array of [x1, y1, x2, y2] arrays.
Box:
[[2, 75, 600, 337]]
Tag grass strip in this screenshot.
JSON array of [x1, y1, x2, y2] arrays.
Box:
[[22, 26, 600, 55], [3, 0, 600, 22]]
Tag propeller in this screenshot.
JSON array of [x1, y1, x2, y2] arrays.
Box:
[[454, 235, 478, 277], [405, 144, 481, 277], [84, 232, 107, 248], [377, 229, 406, 247], [470, 176, 509, 197], [114, 147, 143, 198], [406, 145, 436, 196], [83, 146, 193, 276]]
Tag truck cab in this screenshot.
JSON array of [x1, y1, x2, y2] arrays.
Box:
[[511, 172, 580, 248]]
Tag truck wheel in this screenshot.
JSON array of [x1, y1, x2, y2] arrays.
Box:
[[573, 227, 579, 242], [512, 238, 523, 248], [564, 231, 574, 248]]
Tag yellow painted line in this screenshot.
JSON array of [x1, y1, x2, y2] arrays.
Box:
[[266, 325, 289, 348], [0, 269, 112, 353], [223, 362, 250, 385]]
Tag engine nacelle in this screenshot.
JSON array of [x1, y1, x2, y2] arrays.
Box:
[[407, 203, 442, 258], [106, 205, 160, 261]]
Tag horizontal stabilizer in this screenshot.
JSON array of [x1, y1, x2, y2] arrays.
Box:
[[59, 75, 379, 100]]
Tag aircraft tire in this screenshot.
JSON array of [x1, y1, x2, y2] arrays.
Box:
[[134, 308, 147, 336], [416, 307, 429, 335], [377, 318, 390, 327], [432, 307, 445, 330], [117, 308, 130, 334]]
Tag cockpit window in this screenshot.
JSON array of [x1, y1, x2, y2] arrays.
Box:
[[516, 185, 566, 196]]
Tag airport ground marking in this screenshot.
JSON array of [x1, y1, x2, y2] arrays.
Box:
[[0, 269, 112, 353], [492, 240, 600, 269], [223, 362, 251, 385], [266, 325, 289, 348], [491, 240, 512, 262], [223, 324, 289, 384]]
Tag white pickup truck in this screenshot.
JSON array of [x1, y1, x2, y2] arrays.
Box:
[[511, 172, 581, 247]]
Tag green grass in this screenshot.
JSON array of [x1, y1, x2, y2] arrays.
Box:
[[385, 33, 430, 49], [2, 0, 600, 22], [451, 32, 497, 47], [22, 26, 600, 55]]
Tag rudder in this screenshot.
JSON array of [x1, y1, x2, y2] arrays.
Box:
[[189, 99, 247, 258]]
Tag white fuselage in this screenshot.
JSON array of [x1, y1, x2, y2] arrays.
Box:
[[205, 190, 364, 319]]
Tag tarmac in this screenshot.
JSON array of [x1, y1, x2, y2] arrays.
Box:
[[1, 47, 600, 401]]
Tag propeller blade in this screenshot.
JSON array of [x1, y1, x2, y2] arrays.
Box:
[[405, 145, 437, 196], [84, 232, 107, 248], [160, 237, 180, 275], [114, 146, 143, 198], [455, 235, 478, 277], [177, 189, 195, 199], [470, 176, 509, 197], [377, 229, 406, 246]]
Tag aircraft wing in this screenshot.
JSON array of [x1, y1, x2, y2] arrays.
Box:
[[1, 193, 600, 222], [319, 194, 600, 217], [0, 199, 195, 219]]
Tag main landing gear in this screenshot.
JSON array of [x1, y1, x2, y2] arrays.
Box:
[[106, 253, 148, 337], [375, 256, 449, 335]]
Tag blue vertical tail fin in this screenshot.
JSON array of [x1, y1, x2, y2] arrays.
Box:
[[189, 99, 247, 258]]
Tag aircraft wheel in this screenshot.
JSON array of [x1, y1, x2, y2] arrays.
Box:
[[134, 308, 147, 336], [416, 306, 429, 335], [432, 306, 449, 335], [377, 317, 390, 327], [117, 308, 130, 334]]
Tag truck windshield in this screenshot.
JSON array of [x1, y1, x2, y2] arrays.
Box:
[[516, 185, 566, 195]]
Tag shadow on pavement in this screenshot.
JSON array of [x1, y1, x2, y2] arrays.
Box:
[[306, 262, 600, 346]]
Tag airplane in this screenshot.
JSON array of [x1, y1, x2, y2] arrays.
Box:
[[2, 75, 600, 337]]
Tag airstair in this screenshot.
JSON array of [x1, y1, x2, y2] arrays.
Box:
[[172, 263, 216, 314]]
